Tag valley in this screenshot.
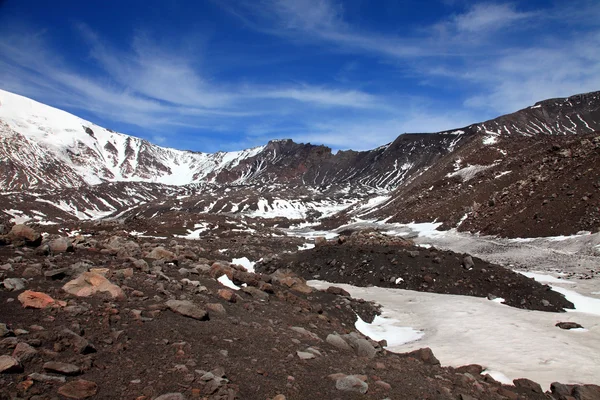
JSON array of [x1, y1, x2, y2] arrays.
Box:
[[1, 88, 600, 399]]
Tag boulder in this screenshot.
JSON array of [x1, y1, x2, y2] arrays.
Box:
[[63, 272, 125, 300], [513, 378, 543, 393], [48, 237, 74, 253], [8, 224, 41, 246], [462, 255, 475, 269], [406, 347, 440, 365], [326, 334, 352, 351], [147, 246, 176, 262]]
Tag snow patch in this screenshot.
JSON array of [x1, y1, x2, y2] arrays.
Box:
[[355, 314, 424, 348], [232, 257, 255, 273], [217, 275, 240, 290]]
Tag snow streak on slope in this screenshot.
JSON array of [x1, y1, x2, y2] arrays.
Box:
[[0, 89, 265, 189]]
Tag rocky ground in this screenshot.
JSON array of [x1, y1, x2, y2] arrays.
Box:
[[256, 231, 575, 312], [1, 223, 599, 399]]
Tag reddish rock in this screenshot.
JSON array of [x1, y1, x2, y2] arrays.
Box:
[[210, 263, 234, 279], [217, 289, 237, 303], [58, 379, 98, 399], [18, 290, 66, 309]]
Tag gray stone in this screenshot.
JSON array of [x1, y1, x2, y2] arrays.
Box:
[[165, 300, 209, 321], [29, 372, 66, 383], [296, 351, 315, 360], [463, 255, 475, 269], [0, 323, 12, 337], [326, 334, 352, 351], [335, 375, 368, 394], [3, 278, 26, 291], [356, 338, 377, 359], [290, 326, 321, 341]]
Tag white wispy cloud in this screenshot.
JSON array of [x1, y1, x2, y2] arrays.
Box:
[[226, 0, 600, 114], [0, 22, 387, 138]]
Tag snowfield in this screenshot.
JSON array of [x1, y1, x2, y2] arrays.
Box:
[[308, 279, 600, 389], [295, 219, 600, 389]]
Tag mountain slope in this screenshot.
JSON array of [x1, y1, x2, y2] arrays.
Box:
[[0, 89, 266, 189]]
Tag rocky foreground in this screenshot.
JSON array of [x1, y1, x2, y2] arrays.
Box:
[[1, 223, 599, 400]]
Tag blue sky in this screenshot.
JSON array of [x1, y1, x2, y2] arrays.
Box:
[[1, 0, 599, 152]]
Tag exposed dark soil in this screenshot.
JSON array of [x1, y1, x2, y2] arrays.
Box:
[[256, 233, 575, 312], [369, 132, 600, 238]]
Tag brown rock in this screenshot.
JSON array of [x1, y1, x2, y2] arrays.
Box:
[[8, 224, 41, 246], [49, 237, 74, 253], [209, 262, 234, 279], [241, 286, 269, 301], [147, 247, 176, 262], [314, 236, 327, 246], [0, 355, 23, 373], [63, 272, 126, 300], [374, 380, 391, 390], [166, 300, 209, 321], [497, 387, 519, 400], [406, 347, 440, 365], [556, 321, 584, 330], [43, 361, 81, 376], [513, 378, 543, 393], [206, 303, 227, 314], [326, 286, 350, 297], [12, 342, 38, 362], [18, 290, 66, 308], [217, 289, 237, 303], [62, 329, 97, 354], [572, 384, 600, 400], [455, 364, 484, 375], [58, 379, 98, 399]]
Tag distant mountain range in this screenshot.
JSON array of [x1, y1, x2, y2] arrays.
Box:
[[1, 88, 599, 237]]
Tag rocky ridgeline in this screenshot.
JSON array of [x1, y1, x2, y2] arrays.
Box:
[[0, 224, 598, 399]]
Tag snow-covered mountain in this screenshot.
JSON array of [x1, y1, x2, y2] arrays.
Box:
[[0, 89, 266, 190], [3, 88, 599, 193], [1, 88, 600, 235]]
